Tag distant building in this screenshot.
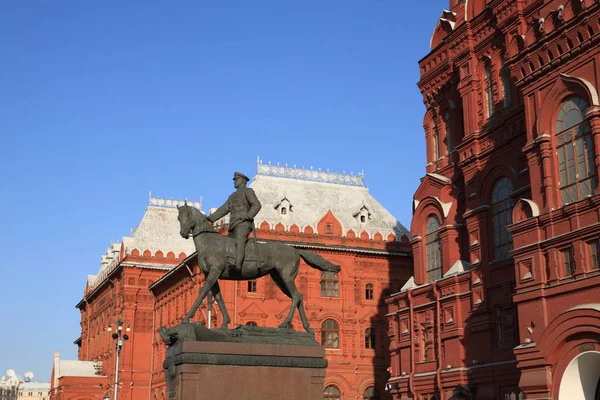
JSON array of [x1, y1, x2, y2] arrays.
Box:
[[16, 382, 50, 400], [0, 372, 49, 400], [52, 161, 413, 400], [0, 375, 18, 400]]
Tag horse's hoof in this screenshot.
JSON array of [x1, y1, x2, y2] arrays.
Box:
[[220, 323, 229, 329], [182, 318, 190, 324], [279, 322, 289, 329], [305, 327, 314, 333]]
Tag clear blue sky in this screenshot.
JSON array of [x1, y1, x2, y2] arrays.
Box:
[[0, 1, 446, 380]]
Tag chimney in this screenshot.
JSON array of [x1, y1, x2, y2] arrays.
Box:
[[53, 351, 60, 389]]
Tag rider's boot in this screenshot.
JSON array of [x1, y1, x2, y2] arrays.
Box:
[[226, 256, 237, 271], [233, 258, 243, 273]]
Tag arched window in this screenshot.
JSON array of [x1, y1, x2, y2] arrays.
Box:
[[365, 283, 374, 300], [363, 386, 380, 400], [556, 96, 597, 204], [321, 319, 339, 348], [425, 215, 442, 282], [365, 328, 376, 349], [443, 110, 453, 154], [432, 118, 440, 161], [320, 271, 339, 297], [492, 177, 514, 260], [501, 55, 511, 108], [246, 321, 257, 326], [484, 59, 494, 118], [281, 207, 287, 215], [324, 385, 341, 400]]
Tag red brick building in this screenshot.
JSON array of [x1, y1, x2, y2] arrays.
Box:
[[386, 1, 600, 399], [51, 162, 413, 400]]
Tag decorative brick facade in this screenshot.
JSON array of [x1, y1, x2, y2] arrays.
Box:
[[386, 1, 600, 399]]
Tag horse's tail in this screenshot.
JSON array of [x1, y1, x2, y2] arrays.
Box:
[[298, 249, 341, 272]]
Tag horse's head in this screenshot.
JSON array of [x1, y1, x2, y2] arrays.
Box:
[[177, 202, 211, 238]]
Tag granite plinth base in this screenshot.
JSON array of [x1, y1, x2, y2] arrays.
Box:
[[163, 327, 327, 400]]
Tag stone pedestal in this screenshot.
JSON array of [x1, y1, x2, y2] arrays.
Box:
[[162, 326, 327, 400]]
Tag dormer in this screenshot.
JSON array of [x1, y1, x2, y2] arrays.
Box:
[[274, 196, 293, 216], [353, 205, 372, 224]]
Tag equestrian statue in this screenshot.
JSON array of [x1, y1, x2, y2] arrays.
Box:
[[174, 172, 341, 334]]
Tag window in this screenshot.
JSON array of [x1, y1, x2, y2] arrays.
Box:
[[484, 59, 494, 118], [432, 118, 440, 161], [361, 215, 366, 223], [326, 224, 332, 234], [443, 110, 453, 154], [492, 177, 514, 260], [363, 386, 380, 400], [588, 239, 600, 270], [321, 319, 340, 348], [281, 207, 287, 215], [562, 247, 575, 276], [246, 321, 257, 326], [320, 271, 339, 297], [247, 280, 257, 293], [365, 283, 374, 300], [501, 56, 511, 108], [324, 385, 341, 400], [495, 306, 506, 348], [365, 328, 376, 349], [556, 96, 597, 204], [425, 215, 442, 282]]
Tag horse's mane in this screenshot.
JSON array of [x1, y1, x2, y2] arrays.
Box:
[[184, 205, 214, 231]]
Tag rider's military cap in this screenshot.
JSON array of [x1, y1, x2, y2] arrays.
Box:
[[233, 172, 250, 182]]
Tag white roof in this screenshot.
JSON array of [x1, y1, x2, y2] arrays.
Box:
[[89, 198, 201, 291], [58, 360, 103, 378], [89, 242, 122, 291], [122, 205, 196, 257], [19, 382, 50, 391], [249, 172, 408, 240]]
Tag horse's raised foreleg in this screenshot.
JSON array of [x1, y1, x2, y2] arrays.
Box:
[[182, 269, 221, 324], [211, 281, 230, 329]]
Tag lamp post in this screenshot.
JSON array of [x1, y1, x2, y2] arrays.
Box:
[[107, 319, 130, 400]]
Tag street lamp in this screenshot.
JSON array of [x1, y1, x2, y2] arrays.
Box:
[[107, 319, 130, 400]]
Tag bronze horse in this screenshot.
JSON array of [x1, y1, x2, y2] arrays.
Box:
[[177, 203, 341, 331]]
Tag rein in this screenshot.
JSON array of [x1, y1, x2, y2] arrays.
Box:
[[191, 225, 218, 238]]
